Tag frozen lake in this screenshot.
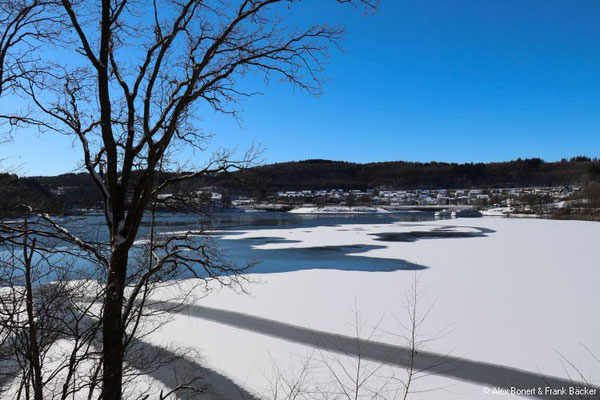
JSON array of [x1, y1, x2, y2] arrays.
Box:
[[140, 213, 600, 399], [9, 212, 599, 399]]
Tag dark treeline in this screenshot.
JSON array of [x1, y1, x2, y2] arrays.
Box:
[[1, 157, 597, 214], [0, 173, 64, 216], [221, 157, 597, 191]]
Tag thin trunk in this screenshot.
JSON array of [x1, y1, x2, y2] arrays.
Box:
[[23, 229, 43, 400], [16, 372, 25, 400], [87, 358, 103, 400]]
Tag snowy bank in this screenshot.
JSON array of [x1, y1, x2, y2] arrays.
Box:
[[289, 205, 391, 214]]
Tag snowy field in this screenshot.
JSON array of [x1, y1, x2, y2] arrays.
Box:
[[144, 217, 600, 399]]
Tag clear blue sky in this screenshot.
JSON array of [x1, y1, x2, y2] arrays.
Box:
[[3, 0, 600, 176]]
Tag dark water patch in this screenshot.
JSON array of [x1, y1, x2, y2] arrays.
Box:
[[57, 211, 438, 243], [243, 237, 302, 245], [207, 212, 435, 232], [217, 241, 428, 274], [140, 219, 206, 228], [297, 244, 363, 252], [371, 226, 494, 242], [13, 212, 441, 279], [461, 226, 496, 235]]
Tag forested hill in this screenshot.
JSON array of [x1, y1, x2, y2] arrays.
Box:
[[224, 157, 597, 191], [0, 173, 63, 215], [3, 157, 597, 212]]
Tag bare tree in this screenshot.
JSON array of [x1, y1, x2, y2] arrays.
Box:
[[1, 0, 378, 398], [390, 275, 452, 400], [546, 345, 600, 400], [0, 217, 105, 400], [265, 278, 450, 400]]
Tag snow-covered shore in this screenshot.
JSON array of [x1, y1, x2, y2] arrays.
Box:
[[289, 205, 391, 214], [146, 218, 600, 399]]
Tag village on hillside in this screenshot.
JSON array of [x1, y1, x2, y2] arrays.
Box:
[[149, 185, 589, 218]]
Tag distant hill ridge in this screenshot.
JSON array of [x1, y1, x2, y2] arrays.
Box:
[[224, 157, 597, 191], [2, 157, 597, 216]]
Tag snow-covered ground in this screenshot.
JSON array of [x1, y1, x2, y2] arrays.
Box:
[[289, 205, 391, 214], [481, 206, 512, 216], [148, 218, 600, 399]]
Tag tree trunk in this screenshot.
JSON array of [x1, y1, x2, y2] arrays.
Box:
[[23, 234, 43, 400], [102, 245, 128, 400]]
